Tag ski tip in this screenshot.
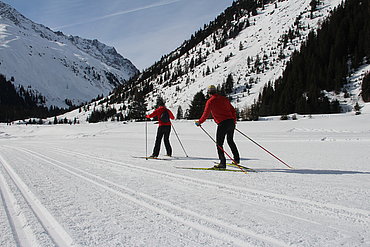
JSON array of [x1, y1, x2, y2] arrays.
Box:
[[226, 163, 257, 173]]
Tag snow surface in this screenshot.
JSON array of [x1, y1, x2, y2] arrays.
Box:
[[1, 105, 369, 246]]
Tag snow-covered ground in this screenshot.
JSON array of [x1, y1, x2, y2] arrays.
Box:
[[0, 107, 369, 247]]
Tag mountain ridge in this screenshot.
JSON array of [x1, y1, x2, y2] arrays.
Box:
[[0, 1, 138, 109], [99, 0, 351, 122], [4, 0, 369, 124]]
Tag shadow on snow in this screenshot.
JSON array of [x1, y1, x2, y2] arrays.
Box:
[[255, 168, 370, 175]]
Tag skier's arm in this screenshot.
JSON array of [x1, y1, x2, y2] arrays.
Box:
[[169, 110, 175, 120], [146, 108, 160, 118], [198, 100, 211, 124]]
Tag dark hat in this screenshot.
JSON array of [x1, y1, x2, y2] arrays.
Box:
[[157, 97, 165, 106], [207, 85, 217, 94]]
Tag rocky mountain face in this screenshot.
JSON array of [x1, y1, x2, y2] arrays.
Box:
[[0, 1, 139, 108]]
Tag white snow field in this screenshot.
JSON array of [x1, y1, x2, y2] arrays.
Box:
[[0, 109, 369, 246]]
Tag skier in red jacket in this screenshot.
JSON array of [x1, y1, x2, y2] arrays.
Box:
[[195, 85, 240, 168], [146, 99, 175, 158]]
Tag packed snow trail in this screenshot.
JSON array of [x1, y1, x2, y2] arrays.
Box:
[[0, 170, 37, 247], [4, 145, 290, 247], [0, 116, 369, 246], [0, 152, 77, 247], [48, 146, 370, 222]]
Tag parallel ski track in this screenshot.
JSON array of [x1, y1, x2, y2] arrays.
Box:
[[0, 152, 77, 247], [0, 169, 37, 247], [7, 145, 288, 247], [5, 145, 370, 245], [48, 146, 370, 224]]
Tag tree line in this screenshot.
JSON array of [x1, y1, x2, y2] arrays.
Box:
[[362, 72, 370, 102], [0, 74, 67, 122], [110, 0, 260, 104], [252, 0, 370, 117]]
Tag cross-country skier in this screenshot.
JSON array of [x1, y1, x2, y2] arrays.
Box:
[[146, 99, 175, 158], [195, 85, 240, 168]]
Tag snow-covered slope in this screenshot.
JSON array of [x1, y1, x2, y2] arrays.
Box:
[[53, 0, 348, 123], [37, 0, 369, 124], [0, 1, 138, 108], [142, 0, 345, 112]]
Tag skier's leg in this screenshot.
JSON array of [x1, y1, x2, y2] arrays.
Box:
[[216, 122, 227, 166], [152, 126, 164, 157], [163, 126, 172, 156], [226, 121, 240, 163]]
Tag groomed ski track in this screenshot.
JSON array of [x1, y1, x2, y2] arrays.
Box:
[[0, 130, 369, 247], [0, 150, 76, 247]]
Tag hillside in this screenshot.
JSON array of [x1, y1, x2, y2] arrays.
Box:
[[114, 0, 345, 115], [66, 0, 367, 124], [0, 1, 138, 110], [56, 0, 349, 123], [254, 0, 370, 117], [20, 0, 370, 124]]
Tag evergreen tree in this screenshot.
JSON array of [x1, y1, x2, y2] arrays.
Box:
[[0, 74, 66, 122], [253, 0, 370, 117], [224, 74, 234, 94], [354, 102, 362, 115], [87, 107, 117, 123], [187, 91, 206, 119], [310, 0, 319, 17], [362, 72, 370, 102], [176, 106, 184, 119], [127, 92, 147, 121]]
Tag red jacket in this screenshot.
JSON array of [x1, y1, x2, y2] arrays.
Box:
[[199, 94, 236, 124], [146, 106, 175, 126]]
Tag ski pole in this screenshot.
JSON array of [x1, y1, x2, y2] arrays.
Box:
[[199, 125, 247, 174], [171, 122, 189, 157], [145, 118, 148, 160], [235, 128, 293, 169]]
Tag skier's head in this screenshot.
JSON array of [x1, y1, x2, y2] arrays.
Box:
[[157, 97, 165, 106], [207, 85, 217, 95]]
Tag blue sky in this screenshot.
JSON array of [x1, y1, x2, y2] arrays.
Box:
[[3, 0, 234, 70]]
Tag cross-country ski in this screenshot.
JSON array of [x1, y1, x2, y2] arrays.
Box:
[[175, 166, 245, 172], [132, 156, 172, 161], [226, 163, 258, 172]]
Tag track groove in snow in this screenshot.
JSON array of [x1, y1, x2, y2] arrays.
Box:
[[0, 169, 32, 247], [1, 114, 369, 246], [4, 144, 368, 245], [0, 152, 77, 247], [48, 146, 369, 224], [9, 145, 288, 247]]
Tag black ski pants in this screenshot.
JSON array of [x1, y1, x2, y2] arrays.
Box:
[[216, 119, 240, 165], [152, 125, 172, 157]]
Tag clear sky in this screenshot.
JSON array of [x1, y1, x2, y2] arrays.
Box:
[[2, 0, 234, 70]]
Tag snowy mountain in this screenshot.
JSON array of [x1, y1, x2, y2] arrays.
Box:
[[60, 0, 346, 123], [36, 0, 369, 124], [0, 1, 138, 108], [116, 0, 348, 114]]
